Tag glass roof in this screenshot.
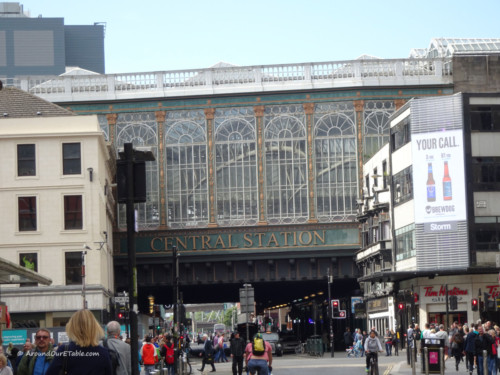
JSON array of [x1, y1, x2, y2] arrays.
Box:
[[411, 38, 500, 58]]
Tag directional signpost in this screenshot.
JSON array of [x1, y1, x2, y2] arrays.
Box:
[[239, 284, 254, 342]]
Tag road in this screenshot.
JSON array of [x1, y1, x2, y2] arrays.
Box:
[[185, 351, 399, 375]]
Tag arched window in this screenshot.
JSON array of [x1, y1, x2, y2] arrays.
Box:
[[165, 110, 208, 228], [115, 113, 159, 229], [363, 101, 394, 160], [314, 103, 357, 222], [215, 108, 258, 226], [264, 105, 308, 224]]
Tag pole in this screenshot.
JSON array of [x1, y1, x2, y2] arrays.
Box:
[[245, 283, 250, 343], [172, 245, 179, 373], [327, 268, 334, 357], [81, 250, 87, 309], [124, 143, 140, 375], [424, 347, 429, 375], [445, 285, 449, 330]]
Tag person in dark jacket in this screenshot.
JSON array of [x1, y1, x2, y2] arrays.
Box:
[[451, 331, 464, 371], [230, 332, 245, 375], [46, 309, 112, 375], [474, 326, 494, 375], [463, 325, 477, 375], [343, 328, 354, 349], [198, 334, 216, 373]]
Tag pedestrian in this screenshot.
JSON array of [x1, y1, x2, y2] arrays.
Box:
[[104, 320, 132, 375], [486, 329, 497, 375], [46, 309, 112, 375], [140, 336, 158, 375], [0, 354, 13, 375], [160, 335, 175, 375], [245, 333, 272, 375], [230, 331, 245, 375], [450, 331, 464, 371], [17, 329, 54, 375], [198, 334, 216, 373], [343, 328, 353, 350], [218, 333, 228, 363], [475, 325, 494, 375], [463, 325, 476, 375], [391, 329, 399, 356], [383, 329, 392, 356]]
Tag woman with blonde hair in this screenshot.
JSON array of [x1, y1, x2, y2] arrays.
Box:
[[0, 354, 13, 375], [46, 309, 112, 375]]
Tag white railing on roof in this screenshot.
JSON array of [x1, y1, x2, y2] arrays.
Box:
[[3, 58, 453, 102]]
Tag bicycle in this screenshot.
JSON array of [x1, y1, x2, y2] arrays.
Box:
[[294, 343, 306, 354], [366, 351, 380, 375]]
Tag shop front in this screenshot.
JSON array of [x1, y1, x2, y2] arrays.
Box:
[[400, 275, 498, 328], [367, 296, 395, 334]]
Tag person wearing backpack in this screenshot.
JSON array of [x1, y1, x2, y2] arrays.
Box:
[[160, 336, 175, 375], [104, 321, 131, 375], [140, 336, 158, 375], [244, 333, 272, 375]]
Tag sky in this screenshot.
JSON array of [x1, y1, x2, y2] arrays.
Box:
[[17, 0, 500, 74]]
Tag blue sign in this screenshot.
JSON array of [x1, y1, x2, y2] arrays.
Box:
[[2, 329, 27, 345]]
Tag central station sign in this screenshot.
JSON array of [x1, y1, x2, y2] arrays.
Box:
[[118, 227, 360, 255]]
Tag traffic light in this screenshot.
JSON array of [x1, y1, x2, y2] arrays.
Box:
[[398, 303, 405, 312], [331, 299, 340, 318], [117, 311, 125, 323], [471, 298, 479, 311], [449, 295, 458, 310]]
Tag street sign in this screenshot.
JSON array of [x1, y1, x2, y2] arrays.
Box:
[[115, 296, 129, 304], [239, 285, 255, 314]]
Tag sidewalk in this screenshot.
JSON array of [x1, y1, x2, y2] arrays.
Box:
[[390, 354, 473, 375]]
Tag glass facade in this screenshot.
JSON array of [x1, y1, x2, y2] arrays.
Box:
[[108, 100, 399, 229]]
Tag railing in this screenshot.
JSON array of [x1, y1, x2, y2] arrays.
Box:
[[3, 57, 453, 102]]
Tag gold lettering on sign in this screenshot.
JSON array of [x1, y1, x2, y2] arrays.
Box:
[[255, 233, 265, 247], [214, 235, 225, 248], [267, 233, 280, 247], [244, 233, 253, 247]]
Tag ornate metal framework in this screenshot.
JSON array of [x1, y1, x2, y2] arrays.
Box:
[[314, 102, 357, 222], [165, 110, 208, 229], [363, 101, 394, 160], [214, 107, 258, 226], [264, 105, 308, 224], [115, 113, 159, 229]]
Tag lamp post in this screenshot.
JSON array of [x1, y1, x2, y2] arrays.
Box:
[[327, 268, 334, 357]]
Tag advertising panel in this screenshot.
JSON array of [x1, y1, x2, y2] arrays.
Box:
[[411, 129, 466, 226]]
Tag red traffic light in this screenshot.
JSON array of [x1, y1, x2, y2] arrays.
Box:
[[398, 303, 405, 310], [333, 301, 339, 307], [118, 312, 124, 319], [471, 298, 479, 311]]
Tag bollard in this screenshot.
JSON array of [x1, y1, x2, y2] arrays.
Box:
[[439, 347, 444, 375], [424, 347, 429, 375], [483, 350, 488, 375], [411, 346, 416, 375]]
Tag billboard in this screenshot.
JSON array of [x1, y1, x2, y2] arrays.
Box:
[[411, 129, 466, 226]]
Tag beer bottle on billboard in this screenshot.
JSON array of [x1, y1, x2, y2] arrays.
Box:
[[426, 163, 436, 202], [443, 161, 452, 200]]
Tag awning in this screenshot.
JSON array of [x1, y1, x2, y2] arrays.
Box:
[[0, 256, 52, 285]]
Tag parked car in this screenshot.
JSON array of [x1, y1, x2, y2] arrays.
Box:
[[262, 332, 283, 356], [279, 335, 302, 353]]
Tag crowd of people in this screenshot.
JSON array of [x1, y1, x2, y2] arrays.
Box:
[[344, 320, 500, 375]]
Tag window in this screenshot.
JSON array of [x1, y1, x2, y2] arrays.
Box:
[[373, 168, 378, 187], [471, 157, 500, 190], [470, 106, 500, 132], [18, 196, 37, 231], [17, 144, 36, 176], [392, 166, 413, 206], [65, 252, 82, 285], [64, 195, 82, 230], [382, 160, 388, 189], [19, 253, 38, 271], [391, 117, 411, 151], [474, 229, 500, 251], [62, 143, 81, 175], [395, 224, 416, 261]]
